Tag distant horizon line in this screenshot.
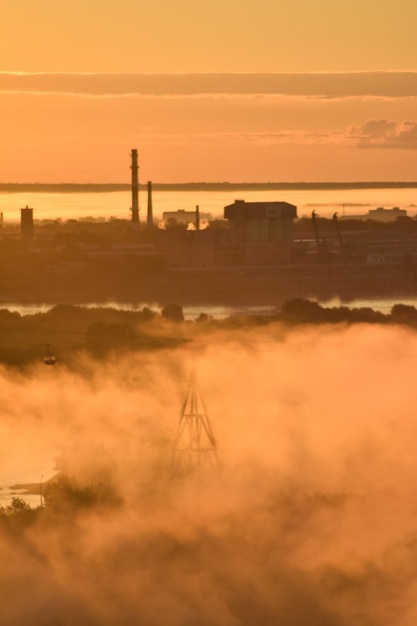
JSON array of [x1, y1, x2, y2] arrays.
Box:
[[3, 70, 417, 75], [0, 181, 417, 192]]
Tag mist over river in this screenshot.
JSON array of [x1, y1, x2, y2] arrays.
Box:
[[1, 295, 417, 505], [3, 323, 417, 624]]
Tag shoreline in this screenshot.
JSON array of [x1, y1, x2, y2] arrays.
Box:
[[1, 181, 417, 193]]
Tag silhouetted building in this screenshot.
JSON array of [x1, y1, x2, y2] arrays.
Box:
[[157, 199, 298, 267], [162, 209, 211, 228], [21, 205, 34, 240], [368, 207, 407, 222], [339, 206, 407, 222], [224, 200, 297, 265]]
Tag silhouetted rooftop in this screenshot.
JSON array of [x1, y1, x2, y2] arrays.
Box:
[[224, 200, 297, 220]]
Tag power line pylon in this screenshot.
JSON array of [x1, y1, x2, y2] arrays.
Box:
[[171, 367, 218, 480]]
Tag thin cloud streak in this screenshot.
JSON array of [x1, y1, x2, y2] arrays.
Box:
[[238, 121, 417, 150], [1, 72, 417, 98], [135, 122, 417, 150]]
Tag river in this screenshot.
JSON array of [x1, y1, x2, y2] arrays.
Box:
[[0, 187, 416, 222]]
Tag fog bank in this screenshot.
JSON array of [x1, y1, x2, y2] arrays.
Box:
[[1, 322, 417, 624]]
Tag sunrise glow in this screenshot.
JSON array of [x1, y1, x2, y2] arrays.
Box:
[[1, 0, 417, 183]]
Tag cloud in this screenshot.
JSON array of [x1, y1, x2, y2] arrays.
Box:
[[1, 72, 417, 98], [230, 121, 417, 150], [232, 120, 417, 150], [349, 119, 417, 149]]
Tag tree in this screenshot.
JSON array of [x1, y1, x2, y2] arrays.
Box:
[[0, 497, 39, 533], [43, 475, 120, 515], [280, 298, 324, 324], [195, 312, 211, 323], [85, 321, 136, 354], [161, 303, 184, 322], [391, 303, 417, 325]]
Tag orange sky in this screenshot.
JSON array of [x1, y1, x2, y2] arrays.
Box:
[[1, 0, 417, 182]]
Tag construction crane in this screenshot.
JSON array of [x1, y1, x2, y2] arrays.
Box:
[[311, 210, 322, 255], [332, 212, 343, 248]]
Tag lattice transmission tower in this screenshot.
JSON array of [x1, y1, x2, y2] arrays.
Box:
[[171, 367, 218, 480]]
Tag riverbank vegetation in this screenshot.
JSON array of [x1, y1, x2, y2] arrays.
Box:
[[0, 476, 121, 537], [0, 298, 416, 368]]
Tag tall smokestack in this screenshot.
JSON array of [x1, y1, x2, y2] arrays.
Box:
[[147, 181, 153, 229], [195, 205, 200, 231], [131, 149, 139, 224]]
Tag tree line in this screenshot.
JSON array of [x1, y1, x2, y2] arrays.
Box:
[[0, 299, 416, 367]]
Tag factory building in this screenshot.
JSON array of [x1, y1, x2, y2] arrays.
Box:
[[157, 199, 298, 268], [224, 200, 297, 265], [339, 206, 408, 222], [162, 209, 211, 228]]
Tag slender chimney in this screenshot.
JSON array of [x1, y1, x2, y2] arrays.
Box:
[[195, 205, 200, 231], [131, 149, 139, 223], [147, 181, 153, 229]]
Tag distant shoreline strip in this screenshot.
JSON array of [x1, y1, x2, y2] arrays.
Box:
[[0, 182, 416, 193], [1, 72, 417, 98]]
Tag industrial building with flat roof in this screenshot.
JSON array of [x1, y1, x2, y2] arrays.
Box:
[[157, 199, 298, 268]]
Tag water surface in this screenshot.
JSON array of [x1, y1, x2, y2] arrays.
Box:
[[1, 187, 416, 222]]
